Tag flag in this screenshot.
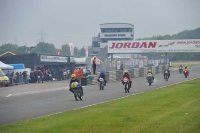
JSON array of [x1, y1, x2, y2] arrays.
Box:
[[69, 43, 74, 56], [57, 49, 60, 55], [85, 43, 88, 57]]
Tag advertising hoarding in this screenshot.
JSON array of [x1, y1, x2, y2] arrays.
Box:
[[108, 39, 200, 53]]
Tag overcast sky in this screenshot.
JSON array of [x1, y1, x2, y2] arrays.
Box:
[[0, 0, 200, 48]]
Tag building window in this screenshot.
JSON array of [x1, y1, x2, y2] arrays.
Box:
[[101, 28, 133, 33]]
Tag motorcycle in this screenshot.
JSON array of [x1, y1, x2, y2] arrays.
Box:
[[71, 82, 82, 101], [146, 73, 153, 86], [37, 75, 41, 83], [48, 74, 53, 81], [164, 70, 169, 81], [179, 67, 183, 74], [99, 77, 104, 90], [123, 77, 130, 93], [63, 72, 67, 80], [183, 70, 189, 78]]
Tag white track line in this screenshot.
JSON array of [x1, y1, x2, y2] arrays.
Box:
[[6, 87, 69, 97], [6, 94, 12, 97]]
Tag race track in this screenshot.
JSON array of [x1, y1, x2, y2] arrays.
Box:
[[0, 65, 199, 125]]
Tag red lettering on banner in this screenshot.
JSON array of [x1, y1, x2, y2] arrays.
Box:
[[148, 42, 156, 48], [123, 42, 131, 48], [139, 42, 147, 48], [131, 42, 139, 48], [116, 43, 123, 48], [109, 43, 116, 48], [109, 42, 157, 49]]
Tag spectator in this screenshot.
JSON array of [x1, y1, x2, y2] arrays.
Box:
[[22, 71, 28, 83], [30, 71, 34, 83], [6, 71, 12, 85], [16, 72, 19, 83], [92, 56, 97, 75]]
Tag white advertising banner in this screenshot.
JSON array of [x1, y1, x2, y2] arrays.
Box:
[[108, 39, 200, 53], [40, 55, 68, 62], [117, 61, 121, 69], [139, 61, 144, 68], [69, 43, 74, 56], [112, 61, 116, 67], [153, 60, 159, 66], [85, 44, 88, 57]]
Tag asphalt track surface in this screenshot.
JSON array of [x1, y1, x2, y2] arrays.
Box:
[[0, 65, 199, 125]]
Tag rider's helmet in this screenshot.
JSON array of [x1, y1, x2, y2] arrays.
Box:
[[71, 74, 76, 80], [148, 69, 152, 73], [124, 70, 128, 75], [100, 70, 104, 75], [185, 66, 187, 69]]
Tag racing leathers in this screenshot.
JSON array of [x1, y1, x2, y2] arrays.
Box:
[[69, 78, 84, 95], [163, 69, 170, 78], [121, 74, 132, 88], [146, 72, 154, 80], [97, 72, 107, 86]]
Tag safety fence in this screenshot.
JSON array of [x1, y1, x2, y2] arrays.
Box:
[[85, 65, 167, 86]]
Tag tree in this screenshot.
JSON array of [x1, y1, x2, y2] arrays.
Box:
[[79, 46, 85, 57], [17, 46, 27, 53], [0, 43, 19, 54], [61, 43, 70, 55], [74, 46, 80, 57], [32, 42, 56, 54]]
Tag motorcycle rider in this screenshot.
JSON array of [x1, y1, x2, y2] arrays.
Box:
[[184, 66, 189, 76], [163, 68, 170, 79], [97, 70, 107, 86], [146, 69, 154, 81], [121, 70, 132, 88], [69, 74, 84, 95], [179, 65, 183, 70]]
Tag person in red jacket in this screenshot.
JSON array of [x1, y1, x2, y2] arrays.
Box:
[[121, 70, 132, 88]]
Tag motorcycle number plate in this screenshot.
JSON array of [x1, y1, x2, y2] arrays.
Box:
[[99, 78, 104, 81], [38, 76, 40, 78], [123, 78, 128, 82], [147, 73, 152, 76]]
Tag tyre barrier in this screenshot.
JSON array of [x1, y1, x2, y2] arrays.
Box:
[[139, 68, 144, 77], [156, 66, 159, 74], [128, 69, 134, 78], [159, 65, 163, 73], [134, 68, 139, 78], [152, 66, 156, 74], [144, 67, 148, 76], [86, 65, 165, 86]]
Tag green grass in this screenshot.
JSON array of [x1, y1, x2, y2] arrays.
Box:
[[171, 61, 200, 68], [1, 78, 200, 133]]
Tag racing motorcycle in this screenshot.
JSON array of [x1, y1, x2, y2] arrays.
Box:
[[183, 70, 189, 78], [179, 67, 183, 74], [123, 77, 130, 93], [37, 75, 41, 83], [48, 73, 53, 81], [99, 77, 105, 90], [71, 82, 82, 101], [164, 70, 169, 81], [146, 73, 153, 86]]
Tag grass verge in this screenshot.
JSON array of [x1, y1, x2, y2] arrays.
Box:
[[0, 78, 200, 133], [171, 61, 200, 68]]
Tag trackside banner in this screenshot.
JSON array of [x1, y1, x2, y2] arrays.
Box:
[[107, 39, 200, 53]]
